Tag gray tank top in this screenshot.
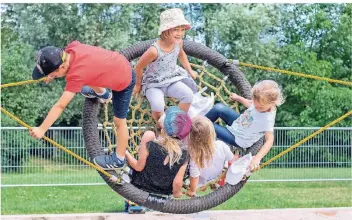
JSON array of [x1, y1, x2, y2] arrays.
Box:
[[141, 41, 197, 95]]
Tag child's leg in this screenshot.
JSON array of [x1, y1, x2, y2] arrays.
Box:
[[165, 81, 193, 112], [213, 124, 237, 146], [205, 103, 240, 126], [145, 87, 165, 126], [93, 70, 136, 169], [152, 112, 163, 128], [113, 117, 129, 158]]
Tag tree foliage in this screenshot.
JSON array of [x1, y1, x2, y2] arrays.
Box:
[[1, 3, 351, 128]]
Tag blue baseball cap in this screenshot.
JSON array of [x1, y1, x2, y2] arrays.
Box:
[[32, 46, 65, 80]]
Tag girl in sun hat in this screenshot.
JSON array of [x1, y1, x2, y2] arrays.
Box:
[[133, 8, 199, 128]]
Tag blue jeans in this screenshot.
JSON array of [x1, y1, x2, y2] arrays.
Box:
[[112, 69, 136, 118], [205, 103, 240, 147]]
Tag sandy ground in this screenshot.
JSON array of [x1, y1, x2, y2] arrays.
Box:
[[2, 207, 352, 220]]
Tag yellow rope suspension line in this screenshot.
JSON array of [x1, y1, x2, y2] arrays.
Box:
[[0, 106, 119, 182], [102, 102, 117, 153], [260, 111, 352, 169], [239, 62, 352, 87], [0, 78, 47, 89]]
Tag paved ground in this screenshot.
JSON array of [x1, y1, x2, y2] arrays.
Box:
[[2, 207, 352, 220]]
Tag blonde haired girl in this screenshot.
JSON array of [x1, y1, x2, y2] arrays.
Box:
[[186, 116, 239, 197], [188, 116, 216, 169], [125, 106, 192, 198], [205, 80, 284, 172]]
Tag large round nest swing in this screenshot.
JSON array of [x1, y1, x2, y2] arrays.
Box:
[[82, 39, 264, 214]]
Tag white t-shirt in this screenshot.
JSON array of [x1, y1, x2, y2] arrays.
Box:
[[189, 140, 234, 187], [226, 104, 276, 149]]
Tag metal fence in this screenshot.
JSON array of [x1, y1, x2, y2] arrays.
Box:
[[1, 127, 351, 187]]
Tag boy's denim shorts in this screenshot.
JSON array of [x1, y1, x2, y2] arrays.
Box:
[[112, 69, 136, 119]]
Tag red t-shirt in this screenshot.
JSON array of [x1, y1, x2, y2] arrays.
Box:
[[64, 41, 132, 92]]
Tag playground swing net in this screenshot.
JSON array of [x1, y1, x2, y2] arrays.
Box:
[[100, 61, 241, 191], [1, 39, 351, 214]]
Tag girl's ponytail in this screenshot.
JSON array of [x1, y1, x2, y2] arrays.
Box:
[[157, 130, 182, 168]]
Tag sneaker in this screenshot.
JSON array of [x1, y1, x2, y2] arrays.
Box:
[[81, 86, 98, 98], [80, 86, 112, 103], [97, 89, 112, 103], [93, 152, 126, 170]]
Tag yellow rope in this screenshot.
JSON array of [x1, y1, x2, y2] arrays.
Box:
[[196, 169, 226, 192], [3, 61, 350, 188], [191, 63, 240, 113], [2, 61, 351, 90], [239, 62, 352, 87], [0, 106, 119, 183], [100, 62, 240, 159], [260, 111, 352, 169], [0, 78, 47, 89], [195, 111, 351, 187]]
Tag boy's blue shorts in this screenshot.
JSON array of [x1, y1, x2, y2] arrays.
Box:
[[112, 69, 136, 119]]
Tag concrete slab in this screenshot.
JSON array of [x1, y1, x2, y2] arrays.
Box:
[[2, 207, 352, 220]]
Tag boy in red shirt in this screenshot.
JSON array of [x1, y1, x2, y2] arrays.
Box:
[[29, 41, 136, 170]]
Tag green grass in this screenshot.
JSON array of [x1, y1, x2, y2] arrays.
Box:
[[1, 170, 102, 185], [2, 158, 351, 214], [2, 167, 351, 185], [2, 158, 351, 185], [251, 167, 352, 180], [1, 158, 103, 185], [1, 181, 351, 215], [212, 181, 352, 210]]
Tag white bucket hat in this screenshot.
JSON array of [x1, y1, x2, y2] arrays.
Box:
[[158, 8, 191, 35], [226, 153, 253, 185]]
